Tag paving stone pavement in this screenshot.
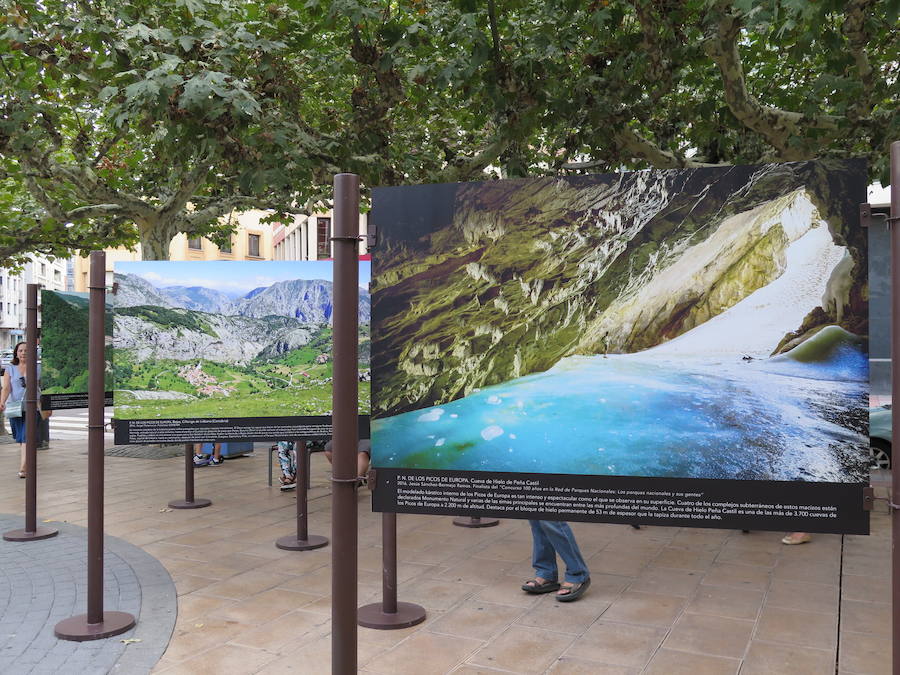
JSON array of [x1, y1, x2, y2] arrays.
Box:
[[0, 516, 176, 674], [0, 436, 892, 674]]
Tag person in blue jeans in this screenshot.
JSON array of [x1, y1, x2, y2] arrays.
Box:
[[522, 519, 591, 602]]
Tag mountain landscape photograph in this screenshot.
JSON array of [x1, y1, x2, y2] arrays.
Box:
[[41, 290, 113, 405], [371, 161, 869, 483], [112, 261, 371, 421]]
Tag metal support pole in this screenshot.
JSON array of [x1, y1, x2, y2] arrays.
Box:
[[56, 251, 135, 641], [358, 512, 426, 629], [277, 441, 328, 551], [453, 516, 500, 528], [168, 444, 211, 509], [331, 173, 360, 675], [889, 140, 900, 675], [4, 284, 57, 542]]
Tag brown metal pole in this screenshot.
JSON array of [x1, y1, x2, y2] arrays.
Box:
[[357, 512, 426, 629], [382, 512, 398, 614], [276, 440, 327, 551], [331, 174, 359, 674], [86, 254, 106, 624], [889, 140, 900, 675], [168, 444, 210, 509], [3, 284, 57, 542], [185, 445, 194, 502], [25, 284, 38, 534], [55, 251, 135, 640]]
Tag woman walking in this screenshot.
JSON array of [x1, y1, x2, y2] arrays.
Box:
[[0, 342, 38, 477]]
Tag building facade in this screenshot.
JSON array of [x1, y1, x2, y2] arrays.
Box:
[[273, 211, 368, 261], [72, 211, 276, 292], [0, 256, 67, 349]]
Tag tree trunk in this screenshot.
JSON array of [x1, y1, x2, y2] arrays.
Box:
[[139, 220, 175, 260]]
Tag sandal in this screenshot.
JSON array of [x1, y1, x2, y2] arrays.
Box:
[[17, 471, 25, 479], [556, 578, 591, 603], [781, 532, 812, 545], [521, 578, 561, 594]]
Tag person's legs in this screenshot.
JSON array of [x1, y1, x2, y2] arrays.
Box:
[[536, 520, 589, 584], [212, 443, 222, 461], [276, 442, 296, 481], [528, 519, 559, 583], [192, 443, 210, 466], [357, 440, 371, 478], [11, 416, 25, 475]]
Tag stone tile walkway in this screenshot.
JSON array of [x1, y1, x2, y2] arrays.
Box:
[[0, 437, 891, 674], [0, 517, 176, 674]]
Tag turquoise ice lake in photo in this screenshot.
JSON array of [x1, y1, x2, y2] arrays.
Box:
[[372, 326, 869, 483]]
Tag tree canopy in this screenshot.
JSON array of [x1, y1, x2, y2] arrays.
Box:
[[1, 0, 896, 266]]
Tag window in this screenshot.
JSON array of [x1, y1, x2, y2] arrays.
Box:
[[188, 237, 203, 250], [316, 218, 331, 259], [219, 238, 232, 254], [248, 233, 261, 257], [40, 263, 46, 276]]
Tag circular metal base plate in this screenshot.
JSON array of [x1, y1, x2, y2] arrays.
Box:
[[55, 611, 136, 641], [358, 601, 427, 630], [168, 498, 212, 509], [275, 534, 328, 551], [3, 526, 59, 542], [453, 517, 500, 528]]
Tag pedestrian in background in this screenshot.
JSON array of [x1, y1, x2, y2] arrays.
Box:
[[522, 520, 591, 602]]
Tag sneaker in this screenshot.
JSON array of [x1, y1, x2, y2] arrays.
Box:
[[193, 454, 210, 466], [279, 481, 297, 491], [208, 456, 223, 466]]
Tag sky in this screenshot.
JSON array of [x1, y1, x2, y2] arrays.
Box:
[[117, 260, 371, 297]]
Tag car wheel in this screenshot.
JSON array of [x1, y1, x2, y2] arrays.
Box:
[[870, 439, 891, 470]]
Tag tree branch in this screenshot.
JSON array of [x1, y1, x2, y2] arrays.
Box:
[[702, 2, 842, 160], [436, 136, 509, 182], [841, 0, 876, 122], [160, 160, 211, 220], [486, 0, 503, 70], [66, 203, 125, 219], [563, 125, 724, 170], [182, 195, 287, 231]]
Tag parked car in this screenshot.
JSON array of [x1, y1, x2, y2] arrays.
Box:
[[870, 405, 892, 469]]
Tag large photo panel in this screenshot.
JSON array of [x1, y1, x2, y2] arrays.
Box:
[[40, 290, 113, 410], [112, 260, 370, 443], [371, 160, 870, 534]]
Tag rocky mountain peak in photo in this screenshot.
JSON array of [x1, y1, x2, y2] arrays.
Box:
[[236, 278, 371, 323], [162, 286, 236, 314], [113, 273, 174, 309], [113, 274, 371, 324]]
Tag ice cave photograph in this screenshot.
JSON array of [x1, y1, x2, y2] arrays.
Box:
[[371, 160, 869, 484]]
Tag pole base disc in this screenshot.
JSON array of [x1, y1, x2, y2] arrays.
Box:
[[55, 611, 136, 641], [453, 517, 499, 528], [276, 534, 328, 551], [358, 601, 427, 630], [3, 526, 58, 542], [168, 498, 212, 509]]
